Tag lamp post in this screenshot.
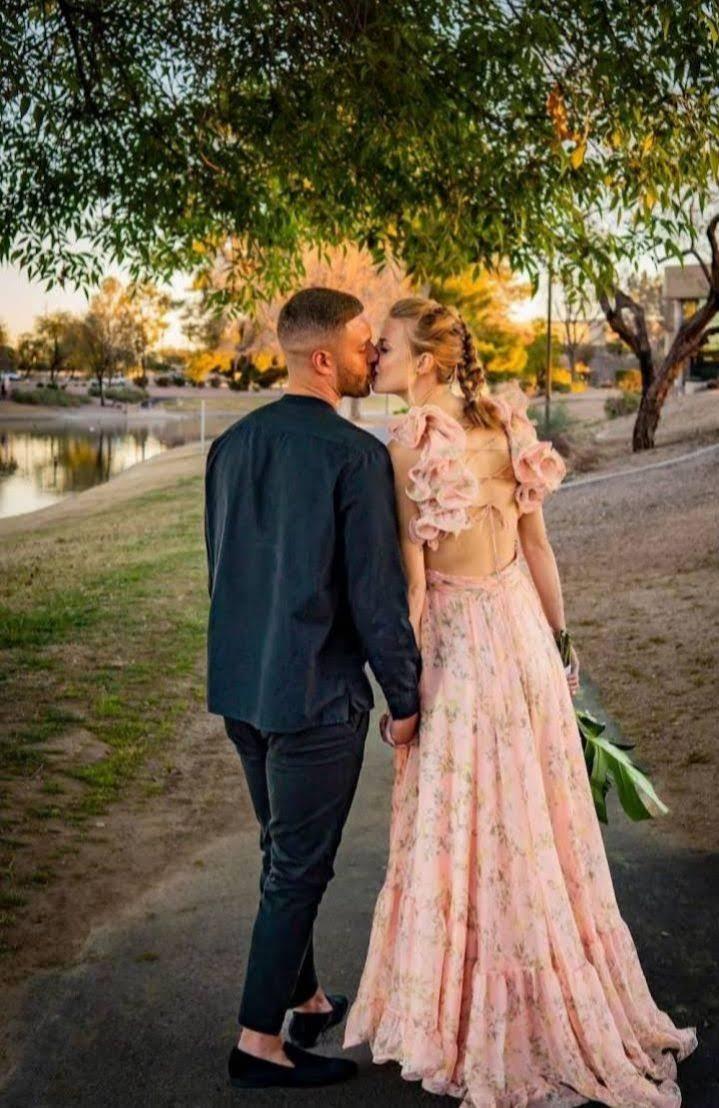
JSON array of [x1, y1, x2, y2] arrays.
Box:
[[545, 262, 553, 428]]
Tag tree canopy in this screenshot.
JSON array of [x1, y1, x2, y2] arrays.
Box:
[[2, 2, 718, 306]]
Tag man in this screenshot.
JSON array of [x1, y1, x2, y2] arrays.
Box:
[[204, 287, 421, 1090]]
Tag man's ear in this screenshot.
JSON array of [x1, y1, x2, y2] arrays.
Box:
[[310, 347, 334, 377]]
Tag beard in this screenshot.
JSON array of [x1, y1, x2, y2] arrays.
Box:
[[336, 361, 371, 399]]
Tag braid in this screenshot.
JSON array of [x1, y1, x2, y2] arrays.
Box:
[[455, 317, 487, 428]]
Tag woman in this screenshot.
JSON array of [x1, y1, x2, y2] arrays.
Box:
[[343, 297, 697, 1107]]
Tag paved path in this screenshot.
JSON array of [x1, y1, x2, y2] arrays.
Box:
[[1, 680, 716, 1107]]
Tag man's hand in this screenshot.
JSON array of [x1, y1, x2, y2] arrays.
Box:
[[381, 711, 419, 747]]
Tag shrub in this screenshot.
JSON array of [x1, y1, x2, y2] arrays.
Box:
[[104, 386, 149, 403], [616, 368, 642, 393], [12, 387, 91, 407], [604, 391, 640, 419], [209, 376, 221, 388], [527, 401, 570, 440]]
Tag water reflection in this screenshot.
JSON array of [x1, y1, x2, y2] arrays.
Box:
[[0, 424, 205, 520]]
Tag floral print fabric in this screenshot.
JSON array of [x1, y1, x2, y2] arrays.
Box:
[[344, 397, 698, 1105]]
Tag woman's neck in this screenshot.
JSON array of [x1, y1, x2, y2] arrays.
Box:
[[398, 381, 455, 410]]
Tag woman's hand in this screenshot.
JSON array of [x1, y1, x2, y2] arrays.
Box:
[[567, 646, 580, 697]]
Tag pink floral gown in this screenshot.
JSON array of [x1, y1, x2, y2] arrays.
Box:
[[343, 385, 698, 1107]]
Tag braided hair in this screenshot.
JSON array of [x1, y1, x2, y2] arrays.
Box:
[[454, 316, 488, 428]]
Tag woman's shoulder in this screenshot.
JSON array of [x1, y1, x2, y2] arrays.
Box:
[[387, 402, 468, 454]]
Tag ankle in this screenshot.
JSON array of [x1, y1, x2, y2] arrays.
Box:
[[238, 1028, 286, 1061], [293, 987, 332, 1014]]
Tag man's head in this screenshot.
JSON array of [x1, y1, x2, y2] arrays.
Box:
[[277, 287, 375, 400]]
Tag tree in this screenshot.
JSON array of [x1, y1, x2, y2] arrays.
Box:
[[555, 286, 603, 381], [35, 311, 76, 384], [124, 282, 173, 381], [523, 320, 563, 392], [2, 2, 717, 304], [16, 334, 46, 378], [600, 215, 719, 450], [3, 3, 719, 444], [78, 278, 137, 405]]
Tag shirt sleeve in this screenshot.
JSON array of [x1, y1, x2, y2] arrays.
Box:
[[203, 439, 219, 598], [338, 444, 422, 719]]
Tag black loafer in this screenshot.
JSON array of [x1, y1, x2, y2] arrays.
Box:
[[287, 993, 349, 1048], [228, 1041, 357, 1088]]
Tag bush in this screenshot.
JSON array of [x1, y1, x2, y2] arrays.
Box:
[[154, 374, 170, 386], [88, 382, 148, 403], [209, 376, 221, 388], [616, 368, 642, 393], [105, 386, 149, 403], [604, 391, 640, 419], [527, 401, 570, 442], [12, 387, 91, 407]]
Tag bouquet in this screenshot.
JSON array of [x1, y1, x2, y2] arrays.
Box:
[[556, 630, 668, 825]]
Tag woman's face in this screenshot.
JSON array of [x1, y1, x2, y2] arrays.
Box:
[[371, 315, 415, 396]]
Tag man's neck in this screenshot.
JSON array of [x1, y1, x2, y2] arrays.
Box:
[[284, 381, 341, 409]]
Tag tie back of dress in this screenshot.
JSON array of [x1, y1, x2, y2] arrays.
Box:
[[387, 382, 567, 552]]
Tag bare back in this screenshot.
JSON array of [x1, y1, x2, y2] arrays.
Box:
[[387, 386, 566, 582]]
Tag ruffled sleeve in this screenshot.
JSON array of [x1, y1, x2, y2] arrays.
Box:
[[485, 381, 567, 515], [387, 405, 478, 550]]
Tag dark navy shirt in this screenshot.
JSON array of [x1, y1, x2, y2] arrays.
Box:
[[204, 394, 421, 732]]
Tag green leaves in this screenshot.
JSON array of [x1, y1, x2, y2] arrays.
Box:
[[577, 709, 669, 825], [1, 2, 718, 304]]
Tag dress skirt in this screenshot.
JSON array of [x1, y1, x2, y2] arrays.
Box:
[[344, 557, 698, 1108]]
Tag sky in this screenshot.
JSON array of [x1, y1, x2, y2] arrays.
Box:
[[0, 262, 549, 350], [0, 266, 195, 348]]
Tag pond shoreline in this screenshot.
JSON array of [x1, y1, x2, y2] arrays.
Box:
[[0, 398, 191, 433]]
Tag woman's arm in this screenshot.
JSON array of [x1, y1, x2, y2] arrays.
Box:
[[517, 506, 565, 631], [518, 507, 580, 694], [388, 440, 426, 647]]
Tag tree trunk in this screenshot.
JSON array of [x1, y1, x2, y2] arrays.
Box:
[[632, 392, 660, 450]]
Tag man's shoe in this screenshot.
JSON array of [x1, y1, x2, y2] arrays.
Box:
[[227, 1042, 357, 1089], [287, 993, 349, 1048]]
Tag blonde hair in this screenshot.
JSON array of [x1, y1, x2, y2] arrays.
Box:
[[389, 297, 500, 429]]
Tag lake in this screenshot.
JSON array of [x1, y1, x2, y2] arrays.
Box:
[[0, 417, 227, 520]]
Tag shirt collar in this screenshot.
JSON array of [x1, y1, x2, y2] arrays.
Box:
[[280, 393, 338, 411]]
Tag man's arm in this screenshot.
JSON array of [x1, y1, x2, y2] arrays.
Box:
[[203, 438, 220, 599], [338, 444, 422, 721]]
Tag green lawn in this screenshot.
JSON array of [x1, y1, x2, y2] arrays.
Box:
[[0, 473, 209, 950]]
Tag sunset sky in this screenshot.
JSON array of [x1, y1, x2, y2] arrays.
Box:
[[0, 262, 549, 348]]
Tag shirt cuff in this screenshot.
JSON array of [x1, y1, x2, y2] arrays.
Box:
[[385, 691, 420, 720]]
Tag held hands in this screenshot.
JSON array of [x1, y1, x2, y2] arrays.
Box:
[[380, 711, 419, 748]]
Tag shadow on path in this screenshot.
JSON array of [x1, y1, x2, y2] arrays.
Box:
[[1, 684, 716, 1107]]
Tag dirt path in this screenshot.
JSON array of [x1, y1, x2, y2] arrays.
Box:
[[549, 448, 718, 853]]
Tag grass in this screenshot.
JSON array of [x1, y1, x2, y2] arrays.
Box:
[[0, 471, 209, 933]]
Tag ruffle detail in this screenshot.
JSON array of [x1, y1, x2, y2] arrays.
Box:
[[388, 389, 567, 541], [345, 917, 697, 1108], [388, 404, 479, 550], [484, 382, 567, 516]]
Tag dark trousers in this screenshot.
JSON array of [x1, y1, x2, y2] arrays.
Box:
[[224, 707, 369, 1035]]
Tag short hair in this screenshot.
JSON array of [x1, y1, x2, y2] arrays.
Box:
[[276, 287, 364, 347]]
